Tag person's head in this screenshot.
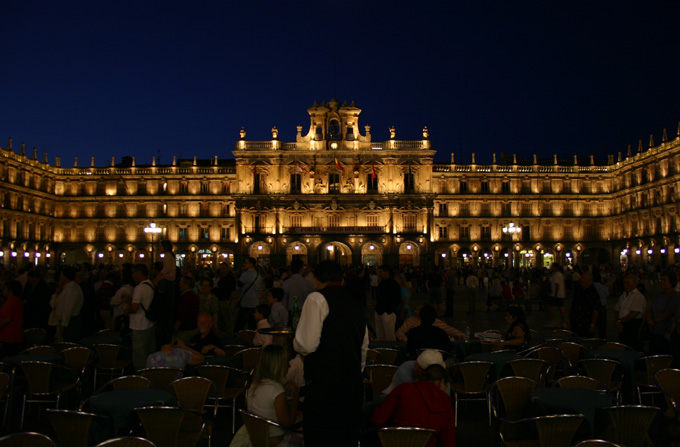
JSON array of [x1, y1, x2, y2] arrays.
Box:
[[252, 344, 288, 388], [3, 280, 21, 298], [267, 287, 284, 304], [623, 273, 638, 293], [422, 364, 448, 391], [550, 263, 562, 273], [60, 266, 77, 284], [200, 278, 213, 294], [131, 263, 149, 283], [219, 262, 231, 275], [290, 259, 304, 275], [505, 305, 527, 327], [243, 257, 257, 271], [254, 304, 270, 321], [661, 270, 678, 293], [377, 265, 391, 280], [197, 313, 213, 335], [313, 261, 344, 288], [161, 240, 173, 253], [414, 349, 446, 378], [157, 329, 175, 347], [419, 304, 437, 326], [579, 271, 593, 288], [179, 276, 195, 292], [121, 263, 134, 286]]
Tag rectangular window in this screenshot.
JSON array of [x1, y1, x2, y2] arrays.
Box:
[[439, 226, 448, 239], [179, 183, 188, 194], [367, 174, 378, 192], [290, 174, 301, 193], [403, 215, 417, 232], [367, 215, 378, 227], [460, 226, 470, 241], [404, 173, 415, 192], [200, 183, 209, 194], [481, 181, 490, 193], [198, 227, 209, 241], [460, 181, 468, 193], [290, 215, 303, 227], [328, 215, 341, 227], [221, 227, 230, 241], [481, 226, 491, 241], [179, 228, 188, 241], [439, 203, 448, 216], [329, 174, 340, 193], [222, 204, 230, 216], [201, 204, 210, 216], [180, 204, 187, 216], [502, 181, 510, 193]]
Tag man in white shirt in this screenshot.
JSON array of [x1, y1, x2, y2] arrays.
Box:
[[53, 266, 84, 342], [549, 263, 567, 328], [466, 272, 479, 314], [614, 273, 646, 350], [129, 263, 156, 371], [282, 259, 315, 311], [293, 260, 368, 447]]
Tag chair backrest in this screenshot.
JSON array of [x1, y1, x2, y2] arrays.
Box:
[[601, 405, 659, 447], [103, 375, 152, 391], [365, 365, 399, 393], [229, 347, 262, 372], [138, 368, 183, 390], [21, 345, 56, 355], [493, 377, 540, 421], [20, 361, 55, 394], [529, 329, 544, 346], [0, 432, 56, 447], [239, 409, 286, 447], [526, 346, 562, 364], [655, 368, 680, 419], [196, 365, 231, 396], [506, 358, 549, 383], [24, 328, 48, 347], [377, 427, 437, 447], [573, 441, 623, 447], [236, 330, 257, 346], [639, 355, 673, 385], [93, 344, 129, 369], [454, 361, 493, 393], [52, 342, 82, 352], [580, 338, 606, 350], [555, 375, 605, 391], [578, 359, 623, 390], [373, 348, 399, 364], [94, 437, 157, 447], [45, 409, 101, 447], [223, 345, 247, 359], [93, 329, 121, 337], [551, 329, 577, 339], [0, 372, 10, 396], [557, 342, 585, 367], [61, 346, 94, 370], [171, 376, 215, 412], [135, 406, 185, 447], [534, 414, 585, 447], [599, 342, 630, 351]]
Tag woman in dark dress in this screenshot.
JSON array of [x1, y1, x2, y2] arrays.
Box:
[[494, 305, 531, 351]]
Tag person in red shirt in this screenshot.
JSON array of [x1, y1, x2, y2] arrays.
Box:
[[0, 280, 25, 357], [371, 364, 455, 447]]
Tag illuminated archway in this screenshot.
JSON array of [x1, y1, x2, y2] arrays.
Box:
[[398, 241, 420, 267]]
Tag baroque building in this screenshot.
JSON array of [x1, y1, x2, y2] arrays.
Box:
[[1, 99, 680, 270]]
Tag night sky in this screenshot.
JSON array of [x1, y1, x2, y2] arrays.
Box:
[[2, 1, 680, 166]]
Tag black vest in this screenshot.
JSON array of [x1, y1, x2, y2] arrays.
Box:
[[305, 285, 366, 384]]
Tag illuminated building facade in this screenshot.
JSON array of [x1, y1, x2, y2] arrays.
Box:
[[1, 100, 680, 270]]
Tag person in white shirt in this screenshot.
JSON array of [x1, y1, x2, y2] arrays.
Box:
[[549, 263, 567, 328], [466, 273, 479, 314], [53, 266, 84, 342], [614, 273, 646, 350], [128, 263, 156, 371]]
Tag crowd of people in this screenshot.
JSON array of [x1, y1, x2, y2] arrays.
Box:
[[2, 244, 680, 446]]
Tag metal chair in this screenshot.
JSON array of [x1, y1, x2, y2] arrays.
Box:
[[377, 427, 437, 447], [556, 342, 586, 372], [492, 376, 541, 422], [599, 342, 631, 351], [239, 409, 302, 447], [19, 361, 78, 429], [373, 347, 399, 364], [506, 358, 549, 384], [45, 408, 110, 447], [94, 438, 157, 447], [97, 375, 152, 392], [235, 329, 257, 346], [525, 346, 562, 384], [61, 346, 94, 392], [450, 361, 493, 427], [0, 432, 56, 447], [198, 365, 248, 433], [135, 406, 204, 447], [92, 344, 132, 391], [499, 414, 585, 447], [52, 341, 82, 352], [576, 359, 624, 401], [20, 345, 56, 355], [653, 368, 680, 420], [573, 441, 623, 447], [529, 329, 544, 347], [23, 328, 48, 347], [171, 376, 217, 446], [0, 372, 11, 429], [554, 375, 607, 391], [228, 347, 262, 372], [599, 405, 659, 447], [137, 367, 182, 390], [580, 338, 606, 351], [551, 329, 577, 339], [365, 364, 399, 395], [634, 354, 673, 404]]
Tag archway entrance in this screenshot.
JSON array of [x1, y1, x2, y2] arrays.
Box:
[[319, 241, 352, 266]]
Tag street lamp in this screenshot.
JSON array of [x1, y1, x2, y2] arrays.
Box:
[[502, 222, 522, 235], [144, 222, 162, 267]]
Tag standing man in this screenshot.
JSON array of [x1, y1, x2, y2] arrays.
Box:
[[282, 259, 315, 311], [175, 276, 200, 344], [549, 263, 567, 328], [293, 260, 368, 447], [53, 266, 84, 342], [233, 257, 261, 331], [154, 240, 177, 337], [128, 263, 156, 371], [614, 273, 646, 350], [569, 271, 600, 337], [465, 271, 479, 314], [645, 270, 679, 354], [375, 265, 401, 341], [593, 270, 609, 339], [444, 269, 456, 318], [214, 262, 236, 335]]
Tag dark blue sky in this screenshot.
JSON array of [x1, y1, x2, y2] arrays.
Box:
[[2, 1, 680, 165]]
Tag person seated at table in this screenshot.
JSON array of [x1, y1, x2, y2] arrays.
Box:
[[189, 313, 226, 357], [493, 305, 531, 351], [242, 344, 301, 447], [371, 363, 455, 447], [267, 287, 289, 328], [252, 304, 273, 347], [406, 305, 454, 356], [146, 330, 204, 371], [396, 305, 465, 344], [382, 349, 446, 395]]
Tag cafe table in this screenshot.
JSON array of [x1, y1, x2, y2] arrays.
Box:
[[526, 387, 615, 437], [88, 388, 177, 434]]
